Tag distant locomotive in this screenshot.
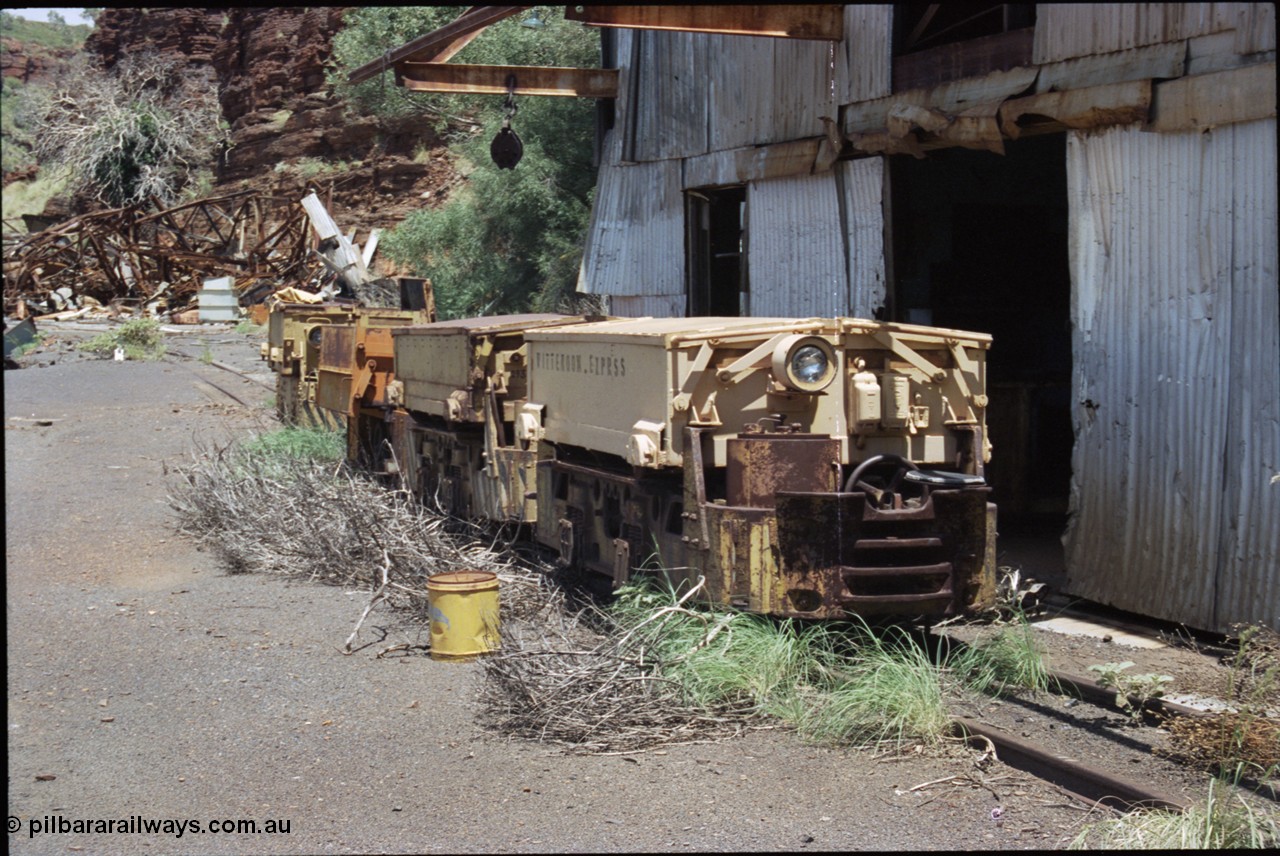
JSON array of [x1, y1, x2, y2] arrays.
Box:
[[261, 278, 435, 430], [297, 312, 998, 622]]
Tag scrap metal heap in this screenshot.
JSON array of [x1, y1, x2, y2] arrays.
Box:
[[2, 190, 353, 320]]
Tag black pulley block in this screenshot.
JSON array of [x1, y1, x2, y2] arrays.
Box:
[[490, 126, 524, 169]]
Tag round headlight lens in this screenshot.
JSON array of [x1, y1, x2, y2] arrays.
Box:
[[790, 345, 828, 385], [308, 326, 323, 346], [771, 334, 837, 392]]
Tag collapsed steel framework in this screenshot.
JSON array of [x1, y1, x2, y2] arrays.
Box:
[[2, 190, 321, 315]]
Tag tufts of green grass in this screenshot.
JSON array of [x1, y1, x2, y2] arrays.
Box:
[[797, 621, 953, 748], [1069, 778, 1279, 849], [952, 619, 1057, 696], [606, 581, 959, 749], [239, 426, 345, 467], [79, 317, 166, 361]]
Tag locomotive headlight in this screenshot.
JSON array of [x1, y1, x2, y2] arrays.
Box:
[[307, 325, 324, 347], [791, 345, 828, 384], [771, 335, 837, 393]]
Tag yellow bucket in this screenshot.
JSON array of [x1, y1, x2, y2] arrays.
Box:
[[427, 571, 500, 660]]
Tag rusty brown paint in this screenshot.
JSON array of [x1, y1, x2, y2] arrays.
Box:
[[398, 63, 619, 98], [565, 5, 844, 40], [774, 486, 991, 619], [725, 433, 840, 508]]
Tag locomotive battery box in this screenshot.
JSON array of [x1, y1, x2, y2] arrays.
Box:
[[521, 316, 990, 472], [391, 314, 607, 523], [523, 316, 836, 468], [392, 314, 597, 423]]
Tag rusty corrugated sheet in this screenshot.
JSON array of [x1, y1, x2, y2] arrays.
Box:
[[608, 294, 684, 318], [1035, 3, 1248, 64], [835, 4, 892, 104], [746, 171, 847, 317], [1064, 120, 1279, 633], [837, 157, 887, 318], [578, 130, 685, 297], [626, 27, 838, 162]]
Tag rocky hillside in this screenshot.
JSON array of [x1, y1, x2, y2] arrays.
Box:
[[18, 7, 462, 235], [0, 34, 79, 83]]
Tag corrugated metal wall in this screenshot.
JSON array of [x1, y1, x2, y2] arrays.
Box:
[[627, 30, 708, 161], [838, 157, 888, 318], [578, 129, 685, 297], [744, 159, 889, 319], [1065, 120, 1279, 632], [746, 172, 847, 317], [1035, 3, 1253, 63], [626, 24, 845, 162], [609, 294, 684, 318], [1215, 118, 1280, 631], [836, 4, 892, 104]]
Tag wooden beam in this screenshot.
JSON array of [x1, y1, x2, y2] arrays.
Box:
[[1000, 79, 1152, 139], [892, 27, 1033, 92], [564, 5, 843, 40], [347, 6, 528, 85], [398, 63, 618, 98], [1150, 62, 1276, 132]]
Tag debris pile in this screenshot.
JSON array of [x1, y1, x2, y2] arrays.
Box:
[[478, 584, 755, 755], [2, 189, 382, 322], [167, 440, 558, 629]]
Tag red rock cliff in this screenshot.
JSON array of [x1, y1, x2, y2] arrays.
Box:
[[82, 7, 455, 229]]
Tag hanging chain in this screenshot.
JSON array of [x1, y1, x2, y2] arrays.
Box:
[[502, 73, 519, 129]]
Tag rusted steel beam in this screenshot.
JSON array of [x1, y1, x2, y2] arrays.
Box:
[[347, 6, 528, 86], [398, 63, 619, 98], [565, 5, 844, 40]]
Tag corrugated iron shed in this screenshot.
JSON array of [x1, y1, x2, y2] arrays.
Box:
[[570, 2, 1278, 632], [1065, 120, 1279, 631]]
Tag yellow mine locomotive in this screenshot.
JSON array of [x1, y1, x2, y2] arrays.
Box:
[[296, 312, 997, 621]]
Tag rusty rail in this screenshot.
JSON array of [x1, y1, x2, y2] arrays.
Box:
[[952, 716, 1189, 812]]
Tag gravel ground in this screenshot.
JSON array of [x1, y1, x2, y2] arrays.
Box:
[[2, 321, 1262, 853]]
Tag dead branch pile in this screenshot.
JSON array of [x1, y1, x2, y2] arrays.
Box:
[[169, 437, 756, 754], [166, 441, 555, 623], [477, 583, 756, 754], [3, 190, 325, 318]]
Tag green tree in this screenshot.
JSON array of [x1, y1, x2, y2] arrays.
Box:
[[330, 6, 600, 317]]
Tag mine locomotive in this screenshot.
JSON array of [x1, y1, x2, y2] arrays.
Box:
[[261, 278, 435, 430], [352, 313, 998, 622]]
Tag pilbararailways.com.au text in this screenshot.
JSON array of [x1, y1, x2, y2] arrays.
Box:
[[11, 814, 291, 839]]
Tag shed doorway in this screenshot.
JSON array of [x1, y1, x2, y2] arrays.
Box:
[[686, 185, 747, 316], [888, 134, 1071, 580]]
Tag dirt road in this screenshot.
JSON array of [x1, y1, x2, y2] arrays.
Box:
[[4, 325, 1117, 852]]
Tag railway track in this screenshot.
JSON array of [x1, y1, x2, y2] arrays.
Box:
[[944, 654, 1275, 815]]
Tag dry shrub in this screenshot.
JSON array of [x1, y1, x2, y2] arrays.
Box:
[[1164, 714, 1280, 779], [166, 438, 555, 623], [477, 581, 756, 754]]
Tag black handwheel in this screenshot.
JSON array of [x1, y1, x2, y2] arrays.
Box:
[[844, 453, 920, 508]]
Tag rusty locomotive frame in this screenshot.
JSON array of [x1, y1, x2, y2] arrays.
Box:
[[266, 303, 998, 622]]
